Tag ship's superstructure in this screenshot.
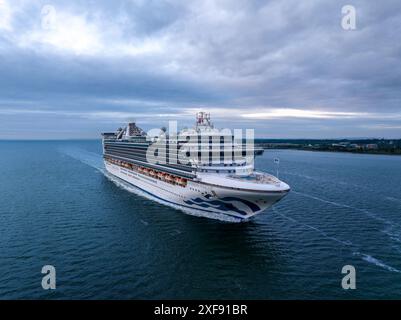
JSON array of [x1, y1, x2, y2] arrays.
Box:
[[102, 112, 290, 221]]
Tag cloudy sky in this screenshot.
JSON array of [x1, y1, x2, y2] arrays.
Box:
[[0, 0, 400, 139]]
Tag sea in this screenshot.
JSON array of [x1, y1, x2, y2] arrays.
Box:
[[0, 140, 401, 299]]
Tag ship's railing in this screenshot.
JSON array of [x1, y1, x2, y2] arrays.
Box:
[[227, 172, 280, 185]]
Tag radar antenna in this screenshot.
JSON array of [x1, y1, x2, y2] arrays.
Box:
[[195, 112, 213, 130]]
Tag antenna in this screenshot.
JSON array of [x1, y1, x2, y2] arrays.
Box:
[[195, 111, 213, 129]]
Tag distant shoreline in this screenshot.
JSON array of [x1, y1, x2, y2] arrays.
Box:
[[1, 138, 401, 156], [256, 138, 401, 156], [262, 147, 401, 156]]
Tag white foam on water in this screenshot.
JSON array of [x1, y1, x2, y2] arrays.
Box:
[[386, 196, 401, 204], [274, 208, 401, 274], [284, 171, 375, 192], [292, 191, 401, 230], [381, 226, 401, 244], [292, 191, 359, 211], [354, 252, 401, 273], [59, 146, 242, 223], [58, 147, 104, 172], [273, 208, 353, 247]]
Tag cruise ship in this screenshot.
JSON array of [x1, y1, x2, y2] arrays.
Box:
[[102, 112, 290, 221]]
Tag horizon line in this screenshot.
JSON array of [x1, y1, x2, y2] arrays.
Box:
[[1, 137, 401, 142]]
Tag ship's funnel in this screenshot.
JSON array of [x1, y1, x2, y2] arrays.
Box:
[[126, 122, 144, 137]]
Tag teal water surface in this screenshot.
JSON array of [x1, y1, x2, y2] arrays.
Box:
[[0, 140, 401, 299]]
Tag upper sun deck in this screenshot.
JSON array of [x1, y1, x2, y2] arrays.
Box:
[[102, 112, 261, 172]]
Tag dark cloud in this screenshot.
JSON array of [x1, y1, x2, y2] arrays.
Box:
[[0, 0, 400, 138]]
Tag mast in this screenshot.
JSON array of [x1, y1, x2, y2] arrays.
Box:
[[195, 111, 213, 131]]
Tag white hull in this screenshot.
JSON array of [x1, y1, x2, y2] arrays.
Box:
[[104, 161, 288, 221]]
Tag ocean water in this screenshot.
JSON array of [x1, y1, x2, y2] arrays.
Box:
[[1, 140, 401, 299]]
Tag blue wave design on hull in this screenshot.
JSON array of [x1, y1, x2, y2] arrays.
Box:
[[184, 194, 261, 216], [220, 197, 261, 212]]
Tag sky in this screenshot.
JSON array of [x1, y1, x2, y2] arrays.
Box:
[[0, 0, 400, 139]]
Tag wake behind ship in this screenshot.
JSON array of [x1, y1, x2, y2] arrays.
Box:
[[102, 112, 290, 221]]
